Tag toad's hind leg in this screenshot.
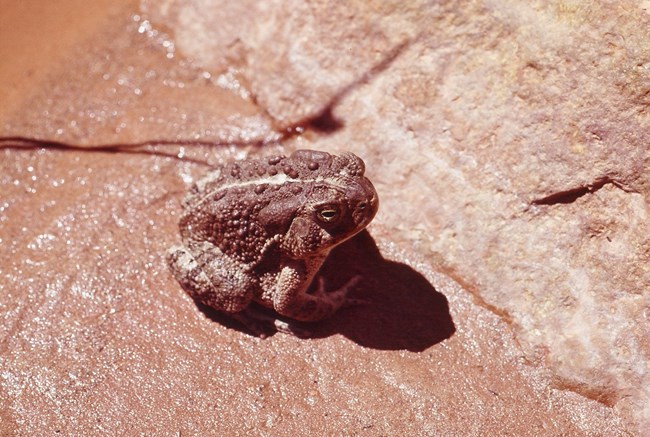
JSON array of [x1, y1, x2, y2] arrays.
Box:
[[167, 242, 253, 313]]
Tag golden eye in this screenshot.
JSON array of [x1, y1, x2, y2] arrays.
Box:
[[317, 207, 340, 223]]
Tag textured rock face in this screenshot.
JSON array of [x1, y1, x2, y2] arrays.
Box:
[[146, 0, 650, 429], [1, 0, 647, 434]]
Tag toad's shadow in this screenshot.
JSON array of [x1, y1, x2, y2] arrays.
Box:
[[198, 231, 455, 351], [310, 231, 455, 350]]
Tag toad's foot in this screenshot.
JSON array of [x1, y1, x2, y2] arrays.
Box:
[[274, 267, 366, 322], [312, 275, 363, 306]]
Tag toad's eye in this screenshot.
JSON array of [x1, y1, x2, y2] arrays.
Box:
[[316, 206, 340, 223]]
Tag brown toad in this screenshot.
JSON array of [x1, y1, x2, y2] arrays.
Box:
[[167, 149, 378, 334]]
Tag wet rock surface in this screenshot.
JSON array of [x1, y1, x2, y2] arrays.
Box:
[[1, 0, 647, 434]]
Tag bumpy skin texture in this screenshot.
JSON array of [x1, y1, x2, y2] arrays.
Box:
[[168, 150, 379, 324]]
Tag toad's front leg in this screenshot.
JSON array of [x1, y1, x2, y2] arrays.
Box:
[[272, 260, 358, 322]]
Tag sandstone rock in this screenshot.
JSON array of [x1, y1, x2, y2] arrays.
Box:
[[139, 0, 650, 431], [1, 0, 647, 434]]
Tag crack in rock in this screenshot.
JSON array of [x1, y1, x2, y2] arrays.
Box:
[[529, 176, 627, 206]]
